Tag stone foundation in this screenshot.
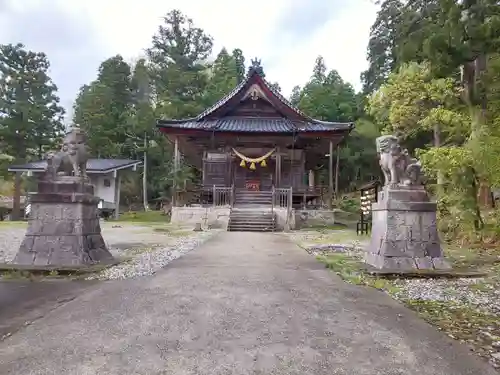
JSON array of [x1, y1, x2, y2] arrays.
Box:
[[171, 206, 231, 229], [171, 207, 337, 231], [364, 186, 451, 272], [13, 179, 114, 267], [273, 208, 295, 231], [294, 209, 336, 229]]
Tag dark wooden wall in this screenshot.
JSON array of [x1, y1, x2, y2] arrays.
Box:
[[202, 153, 231, 187], [202, 151, 307, 191], [280, 159, 305, 190], [233, 159, 275, 190]]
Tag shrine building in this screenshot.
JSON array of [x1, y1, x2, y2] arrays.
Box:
[[156, 59, 353, 231]]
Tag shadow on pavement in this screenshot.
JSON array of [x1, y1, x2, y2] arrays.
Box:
[[0, 279, 98, 339]]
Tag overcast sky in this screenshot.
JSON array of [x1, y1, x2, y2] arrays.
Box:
[[0, 0, 378, 121]]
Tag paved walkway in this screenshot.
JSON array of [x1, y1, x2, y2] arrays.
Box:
[[0, 279, 95, 339], [0, 232, 496, 375]]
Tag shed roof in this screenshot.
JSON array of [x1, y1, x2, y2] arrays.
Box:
[[8, 159, 142, 174]]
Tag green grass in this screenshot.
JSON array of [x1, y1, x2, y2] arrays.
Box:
[[297, 228, 361, 247], [0, 270, 33, 280], [115, 210, 170, 223], [317, 253, 401, 293], [444, 245, 500, 273], [301, 223, 349, 231], [0, 220, 27, 228]]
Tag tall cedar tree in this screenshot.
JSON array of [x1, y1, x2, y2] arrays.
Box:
[[204, 48, 239, 106], [232, 48, 246, 84], [0, 43, 64, 219], [294, 56, 378, 190], [73, 55, 133, 158], [397, 0, 500, 129], [147, 9, 213, 119], [360, 0, 404, 95]]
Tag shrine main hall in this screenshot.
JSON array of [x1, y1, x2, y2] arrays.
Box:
[[156, 60, 353, 231]]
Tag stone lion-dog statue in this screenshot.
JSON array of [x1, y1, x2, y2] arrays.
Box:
[[45, 127, 89, 180], [376, 134, 422, 187]]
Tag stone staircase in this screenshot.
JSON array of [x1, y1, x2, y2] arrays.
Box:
[[228, 190, 277, 232], [233, 190, 273, 206], [228, 208, 277, 232]]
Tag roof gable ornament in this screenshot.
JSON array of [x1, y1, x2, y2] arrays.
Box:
[[248, 58, 265, 77], [242, 83, 270, 102]]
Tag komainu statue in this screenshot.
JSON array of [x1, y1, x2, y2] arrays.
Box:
[[376, 134, 422, 187], [45, 127, 89, 180]]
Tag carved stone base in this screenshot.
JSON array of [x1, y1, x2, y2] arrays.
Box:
[[12, 180, 115, 267], [364, 185, 451, 272]]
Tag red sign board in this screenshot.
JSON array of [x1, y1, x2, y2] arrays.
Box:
[[245, 181, 260, 191]]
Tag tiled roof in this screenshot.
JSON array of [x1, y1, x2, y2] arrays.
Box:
[[163, 70, 316, 123], [157, 118, 353, 133], [156, 64, 354, 134], [8, 159, 142, 173]]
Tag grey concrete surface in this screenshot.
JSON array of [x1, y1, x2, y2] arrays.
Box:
[[0, 232, 497, 375], [0, 280, 96, 339]]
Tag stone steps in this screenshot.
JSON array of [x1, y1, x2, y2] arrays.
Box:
[[234, 191, 273, 206], [228, 209, 277, 232], [228, 190, 279, 232]]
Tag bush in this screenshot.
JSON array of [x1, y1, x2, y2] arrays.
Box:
[[336, 197, 360, 213]]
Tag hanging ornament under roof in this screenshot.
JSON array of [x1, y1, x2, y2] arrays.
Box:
[[233, 148, 275, 170]]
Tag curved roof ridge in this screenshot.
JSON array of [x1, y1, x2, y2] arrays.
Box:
[[259, 76, 315, 122], [194, 78, 249, 120]]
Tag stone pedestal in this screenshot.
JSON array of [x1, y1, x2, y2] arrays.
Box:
[[364, 185, 451, 272], [13, 178, 115, 267]]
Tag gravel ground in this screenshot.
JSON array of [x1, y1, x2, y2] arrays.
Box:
[[0, 222, 218, 280], [86, 230, 216, 280], [289, 230, 500, 314], [392, 277, 500, 315]]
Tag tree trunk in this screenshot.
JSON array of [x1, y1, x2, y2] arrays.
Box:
[[142, 134, 149, 211], [433, 123, 444, 187], [471, 168, 484, 231], [334, 145, 340, 199], [12, 131, 25, 221], [11, 172, 21, 221], [464, 55, 492, 208]]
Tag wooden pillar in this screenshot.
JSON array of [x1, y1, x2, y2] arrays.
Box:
[[114, 170, 121, 220], [275, 147, 281, 187], [173, 136, 179, 207], [328, 140, 334, 209], [308, 169, 315, 189]]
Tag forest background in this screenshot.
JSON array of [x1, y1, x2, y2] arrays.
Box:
[[1, 1, 500, 243]]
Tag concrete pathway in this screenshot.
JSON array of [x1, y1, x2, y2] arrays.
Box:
[[0, 232, 496, 375], [0, 279, 95, 339]]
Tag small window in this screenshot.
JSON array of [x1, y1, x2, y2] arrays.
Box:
[[103, 179, 111, 187]]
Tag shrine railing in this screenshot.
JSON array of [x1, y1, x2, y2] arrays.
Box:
[[212, 186, 233, 207], [273, 187, 291, 208], [272, 186, 293, 228]]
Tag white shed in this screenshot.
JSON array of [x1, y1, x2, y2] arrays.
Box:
[[8, 158, 142, 219]]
